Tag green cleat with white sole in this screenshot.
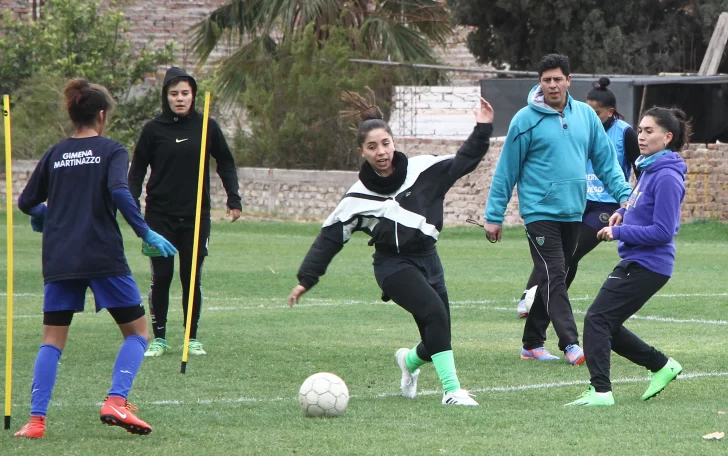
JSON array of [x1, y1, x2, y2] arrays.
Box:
[[144, 338, 168, 357], [565, 386, 615, 406], [188, 339, 207, 356], [642, 358, 682, 401]]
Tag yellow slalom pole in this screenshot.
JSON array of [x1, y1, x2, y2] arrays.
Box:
[[3, 95, 14, 430], [181, 92, 210, 374]]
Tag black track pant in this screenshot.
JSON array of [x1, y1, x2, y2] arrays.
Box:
[[146, 213, 210, 340], [583, 261, 670, 392], [375, 254, 451, 361], [524, 222, 603, 290], [522, 221, 580, 352]]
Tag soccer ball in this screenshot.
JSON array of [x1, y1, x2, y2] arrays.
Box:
[[298, 372, 349, 417], [524, 285, 538, 313]]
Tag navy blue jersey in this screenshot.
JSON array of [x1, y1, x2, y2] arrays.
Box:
[[19, 136, 134, 283]]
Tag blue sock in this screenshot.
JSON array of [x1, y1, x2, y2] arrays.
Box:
[[30, 344, 63, 417], [108, 335, 147, 399]]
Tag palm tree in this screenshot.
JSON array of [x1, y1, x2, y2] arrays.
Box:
[[189, 0, 452, 100]]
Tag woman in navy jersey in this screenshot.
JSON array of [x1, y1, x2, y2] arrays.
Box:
[[515, 78, 641, 361], [14, 79, 177, 439]]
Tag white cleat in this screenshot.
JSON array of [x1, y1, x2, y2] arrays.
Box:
[[395, 348, 420, 399], [442, 389, 479, 406]]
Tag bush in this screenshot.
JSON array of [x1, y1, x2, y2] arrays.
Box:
[[0, 0, 173, 158], [234, 24, 396, 170]]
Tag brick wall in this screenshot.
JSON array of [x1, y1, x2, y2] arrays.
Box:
[[3, 0, 34, 20], [2, 0, 487, 77], [4, 143, 726, 224], [439, 26, 496, 86], [119, 0, 235, 69]]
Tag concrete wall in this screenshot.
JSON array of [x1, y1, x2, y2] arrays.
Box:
[[4, 142, 726, 225], [390, 86, 483, 139]]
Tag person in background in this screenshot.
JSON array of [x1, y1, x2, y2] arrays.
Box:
[[515, 76, 640, 320], [484, 55, 632, 365], [128, 67, 242, 357]]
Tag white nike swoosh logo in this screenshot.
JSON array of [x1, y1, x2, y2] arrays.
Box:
[[608, 275, 621, 279], [32, 388, 39, 394], [109, 405, 127, 419], [120, 370, 132, 375], [176, 138, 188, 143]]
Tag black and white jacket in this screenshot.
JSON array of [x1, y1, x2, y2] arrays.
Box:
[[297, 123, 493, 290]]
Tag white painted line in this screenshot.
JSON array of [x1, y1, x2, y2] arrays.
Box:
[[3, 291, 726, 300], [2, 295, 726, 325], [33, 371, 728, 408], [457, 306, 728, 326]]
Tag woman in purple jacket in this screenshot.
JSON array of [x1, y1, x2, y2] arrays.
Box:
[[566, 107, 689, 406]]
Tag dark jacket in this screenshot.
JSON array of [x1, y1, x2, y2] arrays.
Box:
[[296, 123, 493, 290], [128, 67, 242, 218]]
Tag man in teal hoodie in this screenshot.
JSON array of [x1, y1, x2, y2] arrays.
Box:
[[484, 54, 632, 365]]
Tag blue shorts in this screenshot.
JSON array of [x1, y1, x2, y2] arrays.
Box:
[[582, 201, 620, 231], [43, 275, 143, 313]]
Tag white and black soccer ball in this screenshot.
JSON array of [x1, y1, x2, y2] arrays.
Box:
[[298, 372, 349, 417], [524, 285, 538, 313]]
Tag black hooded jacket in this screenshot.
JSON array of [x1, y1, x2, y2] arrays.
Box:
[[296, 123, 493, 290], [128, 67, 242, 217]]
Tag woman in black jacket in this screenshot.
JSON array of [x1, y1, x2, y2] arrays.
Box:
[[288, 88, 494, 406]]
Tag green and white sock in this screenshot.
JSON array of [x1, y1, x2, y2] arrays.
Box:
[[405, 347, 427, 373], [431, 350, 461, 393]]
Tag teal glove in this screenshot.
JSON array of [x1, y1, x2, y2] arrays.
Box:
[[141, 230, 178, 258]]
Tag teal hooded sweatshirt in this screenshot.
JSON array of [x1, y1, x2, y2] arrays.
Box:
[[485, 85, 632, 225]]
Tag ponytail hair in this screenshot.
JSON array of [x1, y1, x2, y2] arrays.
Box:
[[64, 79, 115, 128], [340, 86, 392, 147], [641, 107, 692, 151], [586, 77, 623, 120]]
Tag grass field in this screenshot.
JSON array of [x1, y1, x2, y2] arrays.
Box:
[[1, 212, 727, 455]]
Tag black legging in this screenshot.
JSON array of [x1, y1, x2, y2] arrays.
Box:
[[380, 267, 451, 361], [149, 255, 205, 340]]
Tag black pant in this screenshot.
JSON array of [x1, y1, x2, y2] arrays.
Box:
[[583, 261, 670, 392], [524, 222, 603, 290], [145, 213, 211, 340], [375, 253, 451, 361], [522, 220, 580, 352]]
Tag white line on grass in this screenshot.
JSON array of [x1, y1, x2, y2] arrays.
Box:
[[2, 294, 726, 325], [38, 371, 726, 408], [458, 306, 728, 326]]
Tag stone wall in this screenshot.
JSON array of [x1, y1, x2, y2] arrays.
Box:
[[4, 142, 725, 224]]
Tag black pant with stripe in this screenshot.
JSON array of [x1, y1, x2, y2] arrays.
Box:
[[584, 261, 670, 392], [522, 220, 581, 352], [523, 222, 604, 292]]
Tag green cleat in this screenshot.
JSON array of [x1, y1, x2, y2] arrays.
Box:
[[188, 339, 207, 356], [565, 386, 615, 407], [642, 358, 682, 401], [143, 338, 168, 357]]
